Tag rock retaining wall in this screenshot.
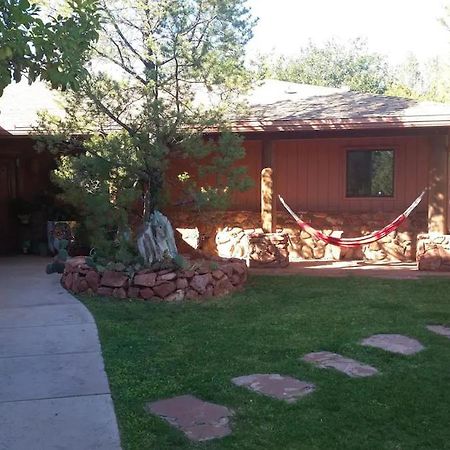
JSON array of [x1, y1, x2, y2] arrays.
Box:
[[169, 210, 427, 263], [417, 234, 450, 271], [61, 256, 247, 300]]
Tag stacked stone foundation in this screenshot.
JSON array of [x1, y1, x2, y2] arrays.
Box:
[[170, 210, 427, 263], [62, 256, 247, 300]]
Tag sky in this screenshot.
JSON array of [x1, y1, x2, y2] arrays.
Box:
[[246, 0, 450, 64]]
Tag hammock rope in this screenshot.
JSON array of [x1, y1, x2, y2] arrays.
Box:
[[278, 189, 427, 248]]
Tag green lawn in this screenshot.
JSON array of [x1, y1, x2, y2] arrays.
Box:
[[81, 276, 450, 450]]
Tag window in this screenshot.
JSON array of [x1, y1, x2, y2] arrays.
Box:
[[346, 149, 394, 197]]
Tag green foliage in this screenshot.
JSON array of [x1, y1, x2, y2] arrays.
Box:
[[46, 238, 69, 274], [386, 56, 450, 103], [0, 0, 101, 95], [259, 38, 391, 94], [82, 276, 450, 449], [38, 0, 256, 263]]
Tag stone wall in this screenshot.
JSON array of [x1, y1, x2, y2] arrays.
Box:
[[61, 256, 247, 301], [169, 210, 428, 263], [417, 234, 450, 271]]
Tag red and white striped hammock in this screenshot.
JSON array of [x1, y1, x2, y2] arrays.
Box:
[[278, 189, 427, 248]]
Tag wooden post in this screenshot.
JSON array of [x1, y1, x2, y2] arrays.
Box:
[[428, 134, 448, 234], [261, 140, 277, 233]]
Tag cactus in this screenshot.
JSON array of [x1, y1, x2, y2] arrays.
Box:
[[46, 239, 69, 274]]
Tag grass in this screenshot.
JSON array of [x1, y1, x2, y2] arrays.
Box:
[[81, 275, 450, 450]]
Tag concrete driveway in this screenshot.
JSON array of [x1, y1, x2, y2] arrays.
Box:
[[0, 257, 121, 450]]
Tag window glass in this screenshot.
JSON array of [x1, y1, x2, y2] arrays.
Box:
[[346, 149, 394, 197]]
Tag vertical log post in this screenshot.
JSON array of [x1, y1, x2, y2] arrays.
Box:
[[261, 140, 277, 233], [428, 134, 448, 234]]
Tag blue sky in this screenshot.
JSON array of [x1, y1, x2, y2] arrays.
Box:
[[246, 0, 449, 64]]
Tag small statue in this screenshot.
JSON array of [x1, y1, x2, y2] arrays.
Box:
[[137, 210, 178, 264]]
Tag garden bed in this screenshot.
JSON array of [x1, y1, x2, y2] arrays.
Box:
[[61, 256, 247, 301]]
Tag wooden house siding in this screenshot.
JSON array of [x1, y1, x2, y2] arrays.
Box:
[[228, 135, 431, 213]]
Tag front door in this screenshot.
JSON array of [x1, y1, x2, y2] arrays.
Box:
[[0, 159, 17, 254]]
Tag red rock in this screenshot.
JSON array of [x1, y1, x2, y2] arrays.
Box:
[[65, 256, 86, 272], [197, 266, 210, 275], [186, 289, 200, 300], [153, 282, 176, 298], [78, 278, 89, 293], [205, 285, 214, 298], [212, 270, 225, 280], [190, 274, 212, 294], [165, 289, 185, 302], [134, 272, 157, 287], [97, 286, 114, 296], [101, 270, 128, 288], [113, 288, 127, 299], [418, 246, 441, 271], [231, 262, 246, 275], [221, 264, 234, 278], [85, 271, 100, 291], [180, 270, 195, 279], [71, 273, 81, 293], [159, 272, 177, 281], [140, 287, 155, 299], [230, 274, 241, 286], [213, 278, 234, 297], [63, 273, 73, 290], [176, 278, 189, 290], [128, 286, 140, 298]]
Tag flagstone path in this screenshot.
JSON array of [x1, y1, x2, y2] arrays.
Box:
[[146, 395, 234, 441], [361, 334, 424, 354], [231, 374, 315, 403], [427, 325, 450, 338], [303, 351, 379, 377]]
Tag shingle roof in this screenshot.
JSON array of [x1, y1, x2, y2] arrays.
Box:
[[1, 79, 450, 135]]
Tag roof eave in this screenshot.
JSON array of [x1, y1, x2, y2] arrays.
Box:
[[223, 116, 450, 133]]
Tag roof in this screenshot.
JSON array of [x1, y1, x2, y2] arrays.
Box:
[[231, 80, 450, 132], [1, 79, 450, 136], [0, 81, 64, 136]]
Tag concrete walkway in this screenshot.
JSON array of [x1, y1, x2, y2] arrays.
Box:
[[0, 257, 121, 450]]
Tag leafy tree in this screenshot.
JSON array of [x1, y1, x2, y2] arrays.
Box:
[[259, 38, 391, 94], [0, 0, 101, 95], [39, 0, 255, 262]]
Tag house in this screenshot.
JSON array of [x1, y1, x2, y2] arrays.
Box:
[[1, 80, 450, 262]]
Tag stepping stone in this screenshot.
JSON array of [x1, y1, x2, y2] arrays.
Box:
[[231, 374, 315, 403], [361, 334, 424, 355], [427, 325, 450, 339], [302, 351, 378, 377], [146, 395, 233, 441]]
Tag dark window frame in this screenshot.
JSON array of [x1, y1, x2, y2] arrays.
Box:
[[345, 148, 395, 198]]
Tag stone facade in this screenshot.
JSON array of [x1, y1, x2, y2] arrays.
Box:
[[169, 210, 427, 263], [416, 234, 450, 271], [248, 233, 289, 268], [61, 256, 247, 300]]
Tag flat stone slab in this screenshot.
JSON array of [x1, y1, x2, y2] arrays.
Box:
[[0, 394, 121, 450], [427, 325, 450, 338], [231, 374, 315, 403], [361, 334, 424, 355], [146, 395, 233, 441], [303, 351, 379, 377]]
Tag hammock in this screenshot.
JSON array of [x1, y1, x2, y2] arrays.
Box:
[[278, 189, 427, 248]]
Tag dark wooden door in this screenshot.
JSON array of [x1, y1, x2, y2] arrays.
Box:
[[0, 159, 17, 254]]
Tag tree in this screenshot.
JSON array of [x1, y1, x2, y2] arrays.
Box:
[[0, 0, 101, 95], [39, 0, 255, 264], [259, 38, 391, 94]]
